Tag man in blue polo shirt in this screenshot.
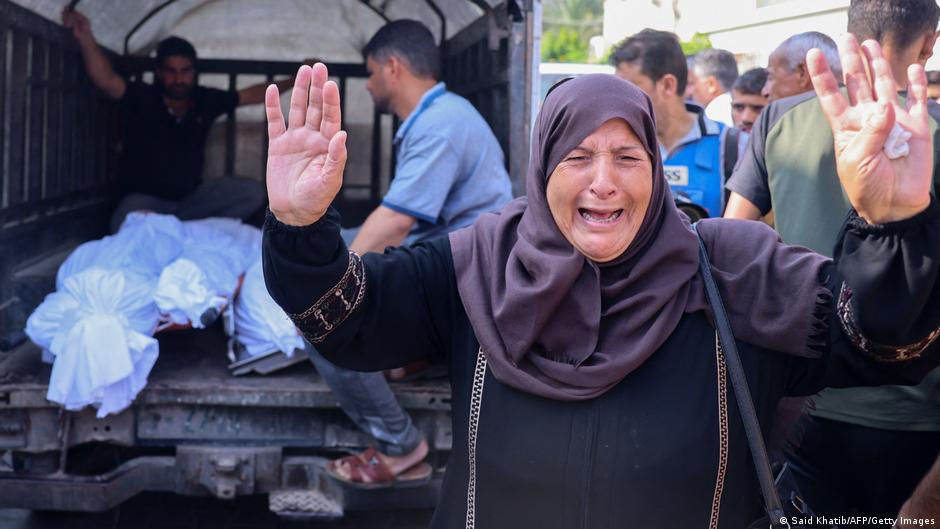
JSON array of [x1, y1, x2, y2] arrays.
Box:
[[311, 20, 512, 486], [612, 29, 745, 219], [343, 22, 511, 250]]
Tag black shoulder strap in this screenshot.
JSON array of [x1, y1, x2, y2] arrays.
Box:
[[692, 223, 787, 529], [724, 126, 741, 179]]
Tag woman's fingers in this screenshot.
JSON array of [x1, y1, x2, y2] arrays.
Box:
[[808, 48, 850, 131], [288, 65, 312, 129], [861, 40, 900, 108], [322, 130, 348, 182], [265, 84, 285, 139], [840, 34, 873, 107], [320, 80, 342, 139], [906, 63, 929, 118], [306, 63, 328, 131]]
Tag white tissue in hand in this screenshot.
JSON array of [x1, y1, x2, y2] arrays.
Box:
[[884, 122, 912, 159]]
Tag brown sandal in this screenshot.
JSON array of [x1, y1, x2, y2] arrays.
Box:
[[325, 447, 432, 489], [384, 361, 448, 382]]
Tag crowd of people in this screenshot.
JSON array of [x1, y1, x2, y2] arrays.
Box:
[[603, 1, 940, 524], [60, 0, 940, 526]]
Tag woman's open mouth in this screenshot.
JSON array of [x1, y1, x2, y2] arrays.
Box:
[[578, 208, 623, 224]]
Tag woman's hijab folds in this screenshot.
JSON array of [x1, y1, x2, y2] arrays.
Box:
[[450, 74, 829, 401]]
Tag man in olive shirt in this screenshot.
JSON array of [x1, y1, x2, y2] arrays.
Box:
[[724, 0, 940, 520]]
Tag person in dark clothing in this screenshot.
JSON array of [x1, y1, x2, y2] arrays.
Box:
[[62, 8, 294, 231], [725, 3, 940, 523], [260, 36, 940, 529]]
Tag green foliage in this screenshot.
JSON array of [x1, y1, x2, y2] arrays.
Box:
[[681, 33, 713, 56], [542, 27, 589, 63], [544, 0, 604, 28], [541, 0, 603, 63]]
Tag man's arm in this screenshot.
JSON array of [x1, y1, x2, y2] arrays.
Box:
[[239, 78, 295, 106], [348, 206, 416, 254], [723, 97, 781, 219], [62, 8, 126, 100], [723, 191, 763, 220]]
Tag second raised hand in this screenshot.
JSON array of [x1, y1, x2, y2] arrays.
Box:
[[265, 63, 348, 227], [807, 34, 932, 224]]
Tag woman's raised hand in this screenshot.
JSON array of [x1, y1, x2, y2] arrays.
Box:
[[809, 34, 932, 224], [265, 64, 347, 226]]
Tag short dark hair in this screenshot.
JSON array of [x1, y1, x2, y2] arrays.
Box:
[[693, 48, 739, 91], [732, 68, 768, 96], [847, 0, 940, 50], [610, 29, 688, 94], [363, 20, 441, 80], [155, 36, 197, 67]]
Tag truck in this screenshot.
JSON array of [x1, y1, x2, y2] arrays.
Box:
[[0, 0, 540, 518]]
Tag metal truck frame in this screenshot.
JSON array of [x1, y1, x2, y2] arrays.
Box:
[[0, 0, 539, 517]]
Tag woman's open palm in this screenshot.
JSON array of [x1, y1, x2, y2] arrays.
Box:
[[809, 35, 932, 224], [265, 64, 347, 226]]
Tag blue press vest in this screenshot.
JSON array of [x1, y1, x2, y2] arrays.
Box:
[[662, 114, 725, 217]]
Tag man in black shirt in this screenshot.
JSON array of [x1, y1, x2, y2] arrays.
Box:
[[63, 8, 292, 231]]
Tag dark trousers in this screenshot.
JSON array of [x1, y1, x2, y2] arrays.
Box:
[[785, 415, 940, 526], [110, 177, 266, 232]]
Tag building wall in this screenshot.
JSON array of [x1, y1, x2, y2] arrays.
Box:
[[602, 0, 940, 71], [602, 0, 678, 44], [705, 8, 848, 70]]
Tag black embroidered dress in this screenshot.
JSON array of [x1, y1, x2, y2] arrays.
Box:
[[262, 204, 940, 529]]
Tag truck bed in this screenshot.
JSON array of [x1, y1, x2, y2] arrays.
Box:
[[0, 325, 452, 455], [0, 325, 451, 409]]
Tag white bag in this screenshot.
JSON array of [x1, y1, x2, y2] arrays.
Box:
[[57, 212, 184, 289], [152, 219, 261, 326], [233, 259, 304, 358], [179, 219, 261, 297], [27, 268, 160, 418], [154, 258, 227, 328]]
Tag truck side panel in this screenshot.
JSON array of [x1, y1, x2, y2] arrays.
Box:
[[0, 1, 115, 350]]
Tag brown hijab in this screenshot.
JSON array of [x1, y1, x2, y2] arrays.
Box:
[[449, 74, 830, 401]]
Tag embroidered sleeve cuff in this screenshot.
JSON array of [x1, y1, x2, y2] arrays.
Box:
[[262, 206, 351, 316], [837, 283, 940, 363], [288, 250, 367, 344]]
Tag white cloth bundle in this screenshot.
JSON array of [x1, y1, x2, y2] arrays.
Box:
[[28, 214, 269, 417], [181, 218, 261, 293], [154, 259, 228, 328], [234, 259, 304, 358], [57, 212, 184, 289], [153, 219, 262, 325], [26, 268, 159, 418]]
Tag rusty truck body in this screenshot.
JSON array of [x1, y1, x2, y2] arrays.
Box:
[[0, 0, 540, 517]]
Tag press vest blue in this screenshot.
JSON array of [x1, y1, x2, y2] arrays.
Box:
[[662, 114, 726, 217]]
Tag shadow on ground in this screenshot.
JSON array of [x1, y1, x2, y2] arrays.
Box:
[[0, 493, 433, 529]]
